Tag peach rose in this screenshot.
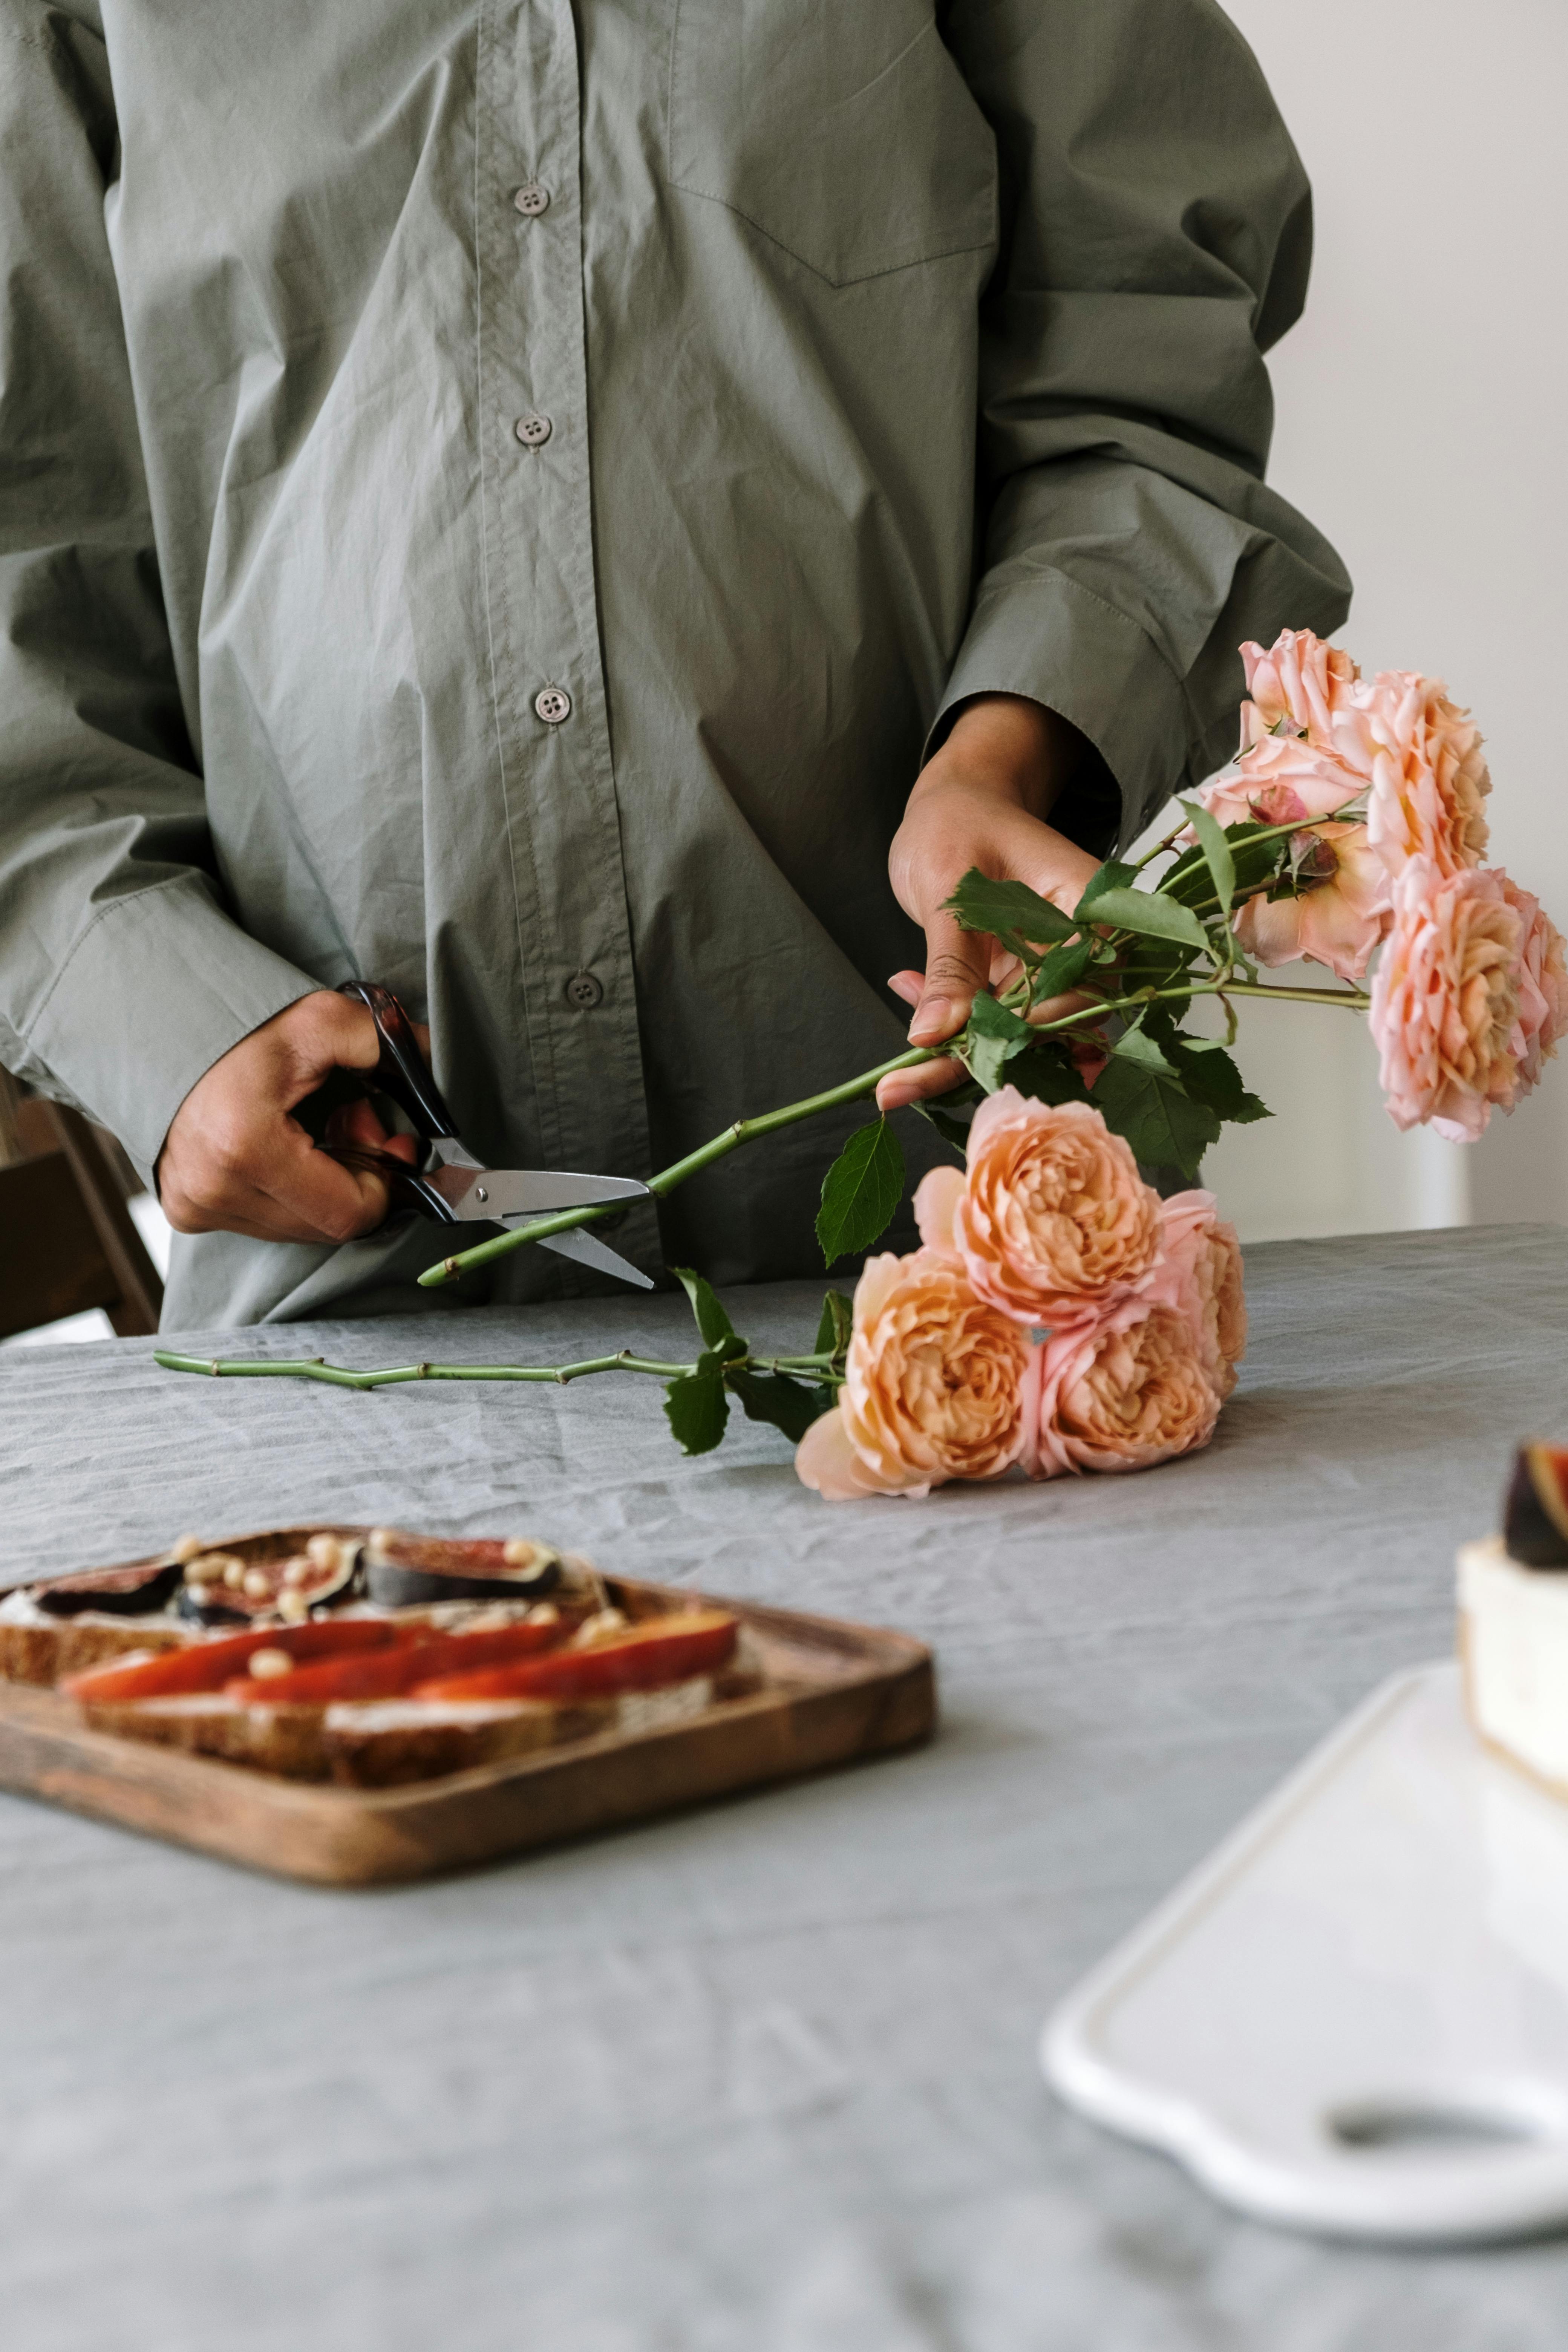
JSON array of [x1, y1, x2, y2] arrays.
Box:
[[1145, 1190, 1246, 1401], [1031, 1300, 1221, 1477], [1369, 858, 1522, 1140], [1334, 671, 1491, 880], [1238, 628, 1361, 751], [1231, 820, 1392, 983], [1195, 732, 1364, 836], [1502, 877, 1568, 1094], [794, 1250, 1032, 1501], [914, 1092, 1161, 1329]]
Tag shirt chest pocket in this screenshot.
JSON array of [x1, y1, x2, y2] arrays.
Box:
[[666, 0, 997, 288]]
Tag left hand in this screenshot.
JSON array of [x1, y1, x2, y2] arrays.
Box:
[[877, 695, 1108, 1112]]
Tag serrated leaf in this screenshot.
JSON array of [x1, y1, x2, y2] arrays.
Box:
[[663, 1355, 730, 1455], [1074, 886, 1211, 954], [1028, 936, 1095, 1007], [1093, 1056, 1221, 1178], [816, 1117, 905, 1267], [1075, 859, 1139, 911], [1179, 799, 1235, 918], [943, 869, 1074, 951], [813, 1289, 854, 1357], [1109, 1020, 1181, 1078], [1165, 1036, 1271, 1125], [669, 1266, 746, 1360], [725, 1367, 834, 1444], [1004, 1039, 1092, 1107], [913, 1099, 975, 1154], [962, 992, 1035, 1093]]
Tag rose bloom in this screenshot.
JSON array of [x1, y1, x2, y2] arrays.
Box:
[[1369, 858, 1523, 1140], [1145, 1190, 1246, 1401], [1237, 628, 1361, 751], [795, 1251, 1032, 1501], [1334, 670, 1491, 880], [913, 1091, 1161, 1329], [1031, 1300, 1220, 1478], [1232, 820, 1391, 984], [1502, 876, 1568, 1093], [1195, 730, 1365, 837]]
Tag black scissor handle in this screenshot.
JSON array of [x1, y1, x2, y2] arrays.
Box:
[[328, 1144, 462, 1224], [337, 980, 458, 1143]]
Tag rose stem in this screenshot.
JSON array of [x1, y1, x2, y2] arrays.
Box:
[[153, 1348, 842, 1392], [415, 1043, 938, 1288]]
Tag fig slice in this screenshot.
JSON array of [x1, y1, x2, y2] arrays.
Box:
[[177, 1534, 364, 1626], [362, 1529, 562, 1609], [1503, 1443, 1568, 1567], [32, 1559, 183, 1619]]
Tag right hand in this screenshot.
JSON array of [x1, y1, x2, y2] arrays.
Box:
[[157, 991, 424, 1245]]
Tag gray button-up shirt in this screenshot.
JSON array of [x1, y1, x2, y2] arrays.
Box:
[[0, 0, 1349, 1329]]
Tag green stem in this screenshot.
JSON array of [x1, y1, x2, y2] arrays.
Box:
[[416, 1043, 936, 1288], [154, 1347, 842, 1395]]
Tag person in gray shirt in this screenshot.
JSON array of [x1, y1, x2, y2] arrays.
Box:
[[0, 1, 1347, 1328]]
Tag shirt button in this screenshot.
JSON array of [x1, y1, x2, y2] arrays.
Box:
[[534, 686, 571, 725], [565, 971, 604, 1010], [514, 412, 553, 449], [513, 182, 551, 217]]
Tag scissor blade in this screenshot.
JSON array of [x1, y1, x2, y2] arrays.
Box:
[[421, 1165, 651, 1220], [536, 1228, 654, 1291]]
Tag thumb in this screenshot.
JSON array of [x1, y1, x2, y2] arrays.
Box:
[[906, 910, 992, 1047], [275, 990, 387, 1104]]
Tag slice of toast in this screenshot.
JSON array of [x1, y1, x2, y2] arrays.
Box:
[[0, 1613, 189, 1689], [80, 1693, 330, 1779]]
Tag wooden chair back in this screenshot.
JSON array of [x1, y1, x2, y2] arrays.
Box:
[[0, 1072, 164, 1340]]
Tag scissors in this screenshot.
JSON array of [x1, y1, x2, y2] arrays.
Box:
[[326, 980, 654, 1289]]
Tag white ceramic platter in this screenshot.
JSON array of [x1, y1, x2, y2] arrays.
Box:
[[1043, 1661, 1568, 2243]]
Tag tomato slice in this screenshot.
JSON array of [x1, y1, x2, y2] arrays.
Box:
[[219, 1618, 568, 1708], [412, 1609, 739, 1704], [61, 1618, 407, 1704]]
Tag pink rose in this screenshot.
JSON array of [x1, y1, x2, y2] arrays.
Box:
[[1238, 629, 1361, 751], [794, 1250, 1032, 1501], [1369, 858, 1523, 1140], [1334, 671, 1491, 880], [913, 1092, 1161, 1329], [1231, 820, 1392, 984], [1031, 1300, 1221, 1477], [1502, 877, 1568, 1094], [1145, 1190, 1246, 1401], [1195, 732, 1364, 836]]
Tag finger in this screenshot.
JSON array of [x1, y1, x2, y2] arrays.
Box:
[[906, 912, 991, 1047], [887, 969, 925, 1010], [876, 1054, 966, 1113], [324, 1098, 420, 1164]]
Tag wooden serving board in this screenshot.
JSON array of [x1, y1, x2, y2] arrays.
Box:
[[0, 1576, 934, 1885]]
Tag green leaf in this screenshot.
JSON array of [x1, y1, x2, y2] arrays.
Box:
[[669, 1266, 746, 1361], [913, 1099, 975, 1154], [1109, 1020, 1181, 1078], [1093, 1056, 1222, 1178], [1004, 1039, 1092, 1107], [815, 1117, 906, 1267], [663, 1354, 730, 1455], [943, 869, 1074, 952], [813, 1289, 854, 1357], [1027, 936, 1095, 1007], [1179, 799, 1235, 919], [962, 992, 1036, 1093], [1074, 886, 1211, 955], [725, 1367, 834, 1444], [1164, 821, 1289, 913], [1075, 859, 1139, 912], [1165, 1036, 1271, 1125]]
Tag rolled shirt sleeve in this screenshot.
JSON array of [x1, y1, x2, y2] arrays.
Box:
[[0, 8, 312, 1171], [937, 0, 1353, 842]]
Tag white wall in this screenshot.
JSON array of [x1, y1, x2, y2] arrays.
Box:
[[1194, 0, 1568, 1240]]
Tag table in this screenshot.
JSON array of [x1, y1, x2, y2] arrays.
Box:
[[5, 1226, 1568, 2350]]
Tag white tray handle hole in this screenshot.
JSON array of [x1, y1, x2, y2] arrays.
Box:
[[1327, 2097, 1556, 2156]]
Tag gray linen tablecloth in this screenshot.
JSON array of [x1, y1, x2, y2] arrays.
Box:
[[5, 1225, 1568, 2351]]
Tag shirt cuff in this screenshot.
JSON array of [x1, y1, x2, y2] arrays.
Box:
[[22, 876, 317, 1170], [927, 565, 1193, 848]]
